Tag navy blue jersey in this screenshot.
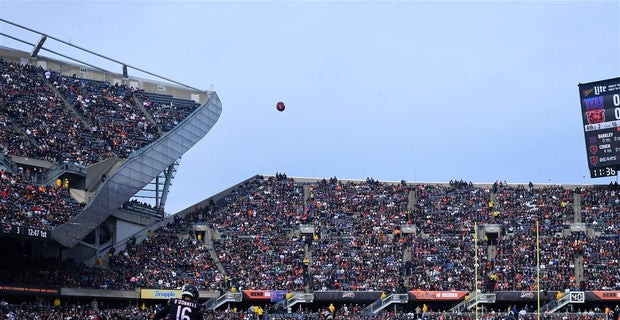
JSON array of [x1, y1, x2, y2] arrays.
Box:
[[152, 298, 204, 320]]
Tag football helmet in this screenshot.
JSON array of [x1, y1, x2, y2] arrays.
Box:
[[181, 284, 199, 301]]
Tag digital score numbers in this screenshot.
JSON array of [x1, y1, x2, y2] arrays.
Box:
[[1, 223, 51, 239], [579, 77, 620, 178]]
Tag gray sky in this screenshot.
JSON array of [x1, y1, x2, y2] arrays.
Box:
[[1, 1, 619, 213]]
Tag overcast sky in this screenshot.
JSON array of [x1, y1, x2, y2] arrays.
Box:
[[1, 1, 619, 213]]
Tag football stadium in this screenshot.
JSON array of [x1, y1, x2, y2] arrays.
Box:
[[0, 18, 619, 320]]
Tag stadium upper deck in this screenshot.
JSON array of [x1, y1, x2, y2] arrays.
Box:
[[0, 31, 222, 255]]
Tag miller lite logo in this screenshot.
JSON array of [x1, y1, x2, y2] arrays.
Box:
[[594, 85, 607, 95], [590, 156, 599, 165], [582, 88, 594, 97], [589, 145, 598, 154]]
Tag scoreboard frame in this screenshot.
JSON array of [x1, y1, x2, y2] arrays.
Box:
[[1, 223, 51, 240], [579, 77, 620, 178]]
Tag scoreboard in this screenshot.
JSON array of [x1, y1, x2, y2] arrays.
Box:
[[579, 77, 620, 178], [1, 223, 51, 240]]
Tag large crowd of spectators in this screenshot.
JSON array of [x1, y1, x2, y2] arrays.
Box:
[[0, 218, 221, 292], [306, 177, 409, 292], [1, 175, 620, 295], [490, 184, 577, 292], [50, 71, 159, 160], [1, 59, 110, 165], [0, 169, 83, 229], [2, 57, 620, 317], [0, 300, 615, 320], [209, 174, 308, 292], [0, 57, 204, 230], [0, 57, 197, 166], [406, 183, 485, 292], [134, 91, 201, 132], [578, 186, 620, 291], [107, 217, 223, 292]]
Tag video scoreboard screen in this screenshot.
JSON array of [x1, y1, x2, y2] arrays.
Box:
[[579, 77, 620, 178]]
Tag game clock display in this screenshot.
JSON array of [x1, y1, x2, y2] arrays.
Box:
[[590, 166, 617, 178], [1, 223, 51, 239], [579, 77, 620, 178]]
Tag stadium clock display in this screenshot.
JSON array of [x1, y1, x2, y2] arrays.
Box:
[[579, 77, 620, 178], [1, 223, 51, 239], [590, 166, 617, 178]]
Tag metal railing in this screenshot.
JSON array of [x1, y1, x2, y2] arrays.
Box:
[[203, 292, 242, 311], [363, 293, 409, 314]]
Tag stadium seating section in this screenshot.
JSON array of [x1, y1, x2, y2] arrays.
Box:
[[1, 58, 619, 319]]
